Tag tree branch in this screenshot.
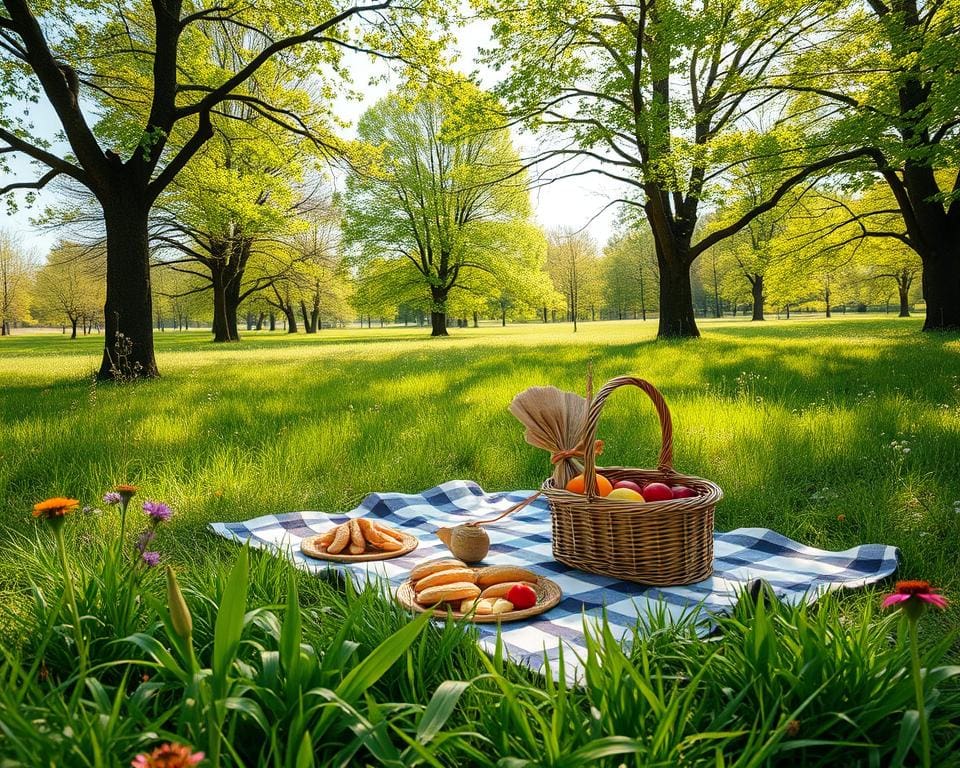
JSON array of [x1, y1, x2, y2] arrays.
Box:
[[692, 148, 877, 258], [0, 167, 60, 195]]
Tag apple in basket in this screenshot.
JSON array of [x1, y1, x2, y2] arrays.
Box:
[[613, 480, 644, 494], [641, 482, 674, 502], [671, 485, 699, 499]]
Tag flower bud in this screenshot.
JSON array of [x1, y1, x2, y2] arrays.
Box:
[[165, 566, 193, 640]]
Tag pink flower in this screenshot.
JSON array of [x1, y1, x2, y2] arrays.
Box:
[[142, 500, 172, 522], [882, 580, 949, 618], [131, 742, 204, 767]]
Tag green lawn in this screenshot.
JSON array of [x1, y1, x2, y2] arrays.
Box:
[[2, 316, 960, 765], [3, 318, 959, 596]]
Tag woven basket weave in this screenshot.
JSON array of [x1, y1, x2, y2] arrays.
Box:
[[542, 376, 722, 586]]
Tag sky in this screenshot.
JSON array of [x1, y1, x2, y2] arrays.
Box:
[[0, 17, 623, 259]]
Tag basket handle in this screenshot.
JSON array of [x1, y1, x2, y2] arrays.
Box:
[[582, 376, 674, 497]]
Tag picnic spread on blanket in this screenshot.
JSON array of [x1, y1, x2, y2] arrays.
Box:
[[210, 375, 900, 677]]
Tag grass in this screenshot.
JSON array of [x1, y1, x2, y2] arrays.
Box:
[[1, 316, 960, 765], [2, 318, 959, 601]]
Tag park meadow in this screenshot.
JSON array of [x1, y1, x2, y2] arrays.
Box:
[[2, 316, 960, 766]]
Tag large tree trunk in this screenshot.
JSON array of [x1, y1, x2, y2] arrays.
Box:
[[750, 275, 764, 321], [920, 250, 960, 329], [98, 199, 158, 379], [656, 254, 699, 338], [898, 280, 910, 317], [211, 271, 236, 343], [70, 316, 78, 339], [269, 312, 276, 331], [430, 286, 449, 337], [283, 305, 298, 333]]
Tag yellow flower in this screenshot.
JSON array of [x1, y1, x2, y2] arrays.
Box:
[[32, 497, 80, 520]]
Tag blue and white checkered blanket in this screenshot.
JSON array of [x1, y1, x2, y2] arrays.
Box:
[[210, 480, 899, 679]]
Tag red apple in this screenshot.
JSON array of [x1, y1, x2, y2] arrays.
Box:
[[613, 480, 644, 494], [671, 485, 699, 499], [641, 482, 674, 502], [506, 583, 538, 610]]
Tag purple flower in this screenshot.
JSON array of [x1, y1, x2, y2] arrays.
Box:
[[136, 530, 156, 554], [142, 500, 173, 522], [141, 551, 161, 567], [103, 491, 122, 506]]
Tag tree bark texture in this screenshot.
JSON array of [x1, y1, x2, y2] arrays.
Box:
[[430, 286, 449, 336], [750, 276, 764, 321], [98, 198, 158, 378]]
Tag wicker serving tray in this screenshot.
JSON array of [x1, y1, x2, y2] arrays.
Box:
[[396, 575, 562, 623]]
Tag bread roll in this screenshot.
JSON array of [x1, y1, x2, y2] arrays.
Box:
[[413, 568, 477, 593], [475, 565, 539, 588], [416, 582, 480, 605], [410, 558, 467, 582], [327, 523, 350, 554]]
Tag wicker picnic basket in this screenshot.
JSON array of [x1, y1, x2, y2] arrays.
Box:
[[541, 376, 722, 586]]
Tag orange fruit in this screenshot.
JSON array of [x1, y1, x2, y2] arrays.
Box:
[[565, 473, 613, 496]]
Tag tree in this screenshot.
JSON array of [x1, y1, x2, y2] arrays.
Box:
[[32, 242, 104, 338], [148, 28, 327, 343], [479, 0, 873, 338], [0, 231, 33, 334], [602, 227, 659, 321], [342, 79, 545, 336], [546, 228, 601, 332], [766, 185, 923, 318], [784, 0, 960, 329], [0, 0, 435, 377]]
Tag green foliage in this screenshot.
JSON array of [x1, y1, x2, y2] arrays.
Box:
[[3, 321, 960, 764], [342, 77, 550, 325]]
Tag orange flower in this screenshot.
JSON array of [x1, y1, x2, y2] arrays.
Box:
[[131, 743, 204, 768], [32, 497, 80, 520], [116, 484, 138, 494]]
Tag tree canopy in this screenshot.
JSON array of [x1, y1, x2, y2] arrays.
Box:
[[342, 78, 548, 335]]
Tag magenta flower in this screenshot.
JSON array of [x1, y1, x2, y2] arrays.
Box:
[[103, 491, 123, 506], [142, 500, 172, 522], [141, 551, 160, 567], [882, 580, 949, 613], [883, 580, 948, 767]]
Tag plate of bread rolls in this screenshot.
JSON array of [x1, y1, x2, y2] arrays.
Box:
[[301, 519, 418, 562], [396, 559, 562, 623]]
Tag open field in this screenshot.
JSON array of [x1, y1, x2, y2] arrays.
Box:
[[2, 317, 959, 596], [1, 317, 960, 765]]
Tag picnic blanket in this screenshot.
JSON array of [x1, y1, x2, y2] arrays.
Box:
[[210, 480, 899, 679]]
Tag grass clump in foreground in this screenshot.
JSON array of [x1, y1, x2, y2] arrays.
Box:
[[2, 317, 960, 764], [2, 507, 959, 767]]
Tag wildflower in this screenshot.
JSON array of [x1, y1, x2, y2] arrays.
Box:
[[136, 530, 156, 553], [883, 580, 949, 768], [116, 484, 138, 501], [142, 500, 172, 522], [785, 719, 801, 737], [141, 551, 160, 567], [103, 491, 123, 505], [166, 566, 193, 640], [882, 580, 948, 617], [32, 497, 80, 521], [131, 742, 204, 767]]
